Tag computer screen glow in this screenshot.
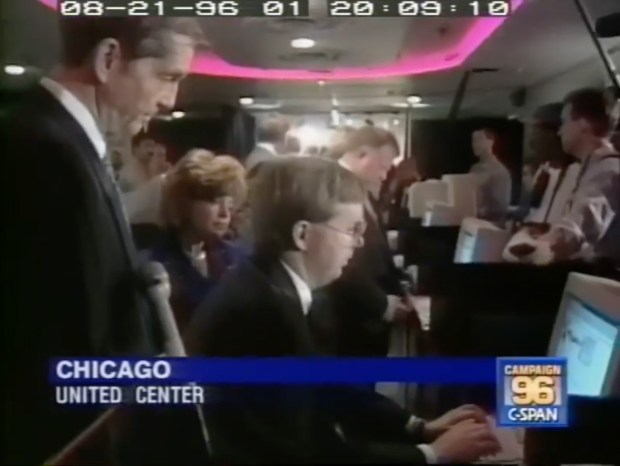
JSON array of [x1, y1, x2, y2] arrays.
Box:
[[455, 232, 476, 263], [552, 296, 618, 397]]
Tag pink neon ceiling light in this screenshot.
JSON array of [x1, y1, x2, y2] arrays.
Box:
[[39, 0, 523, 81]]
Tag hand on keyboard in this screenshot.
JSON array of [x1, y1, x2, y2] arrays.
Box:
[[431, 419, 501, 463], [425, 404, 488, 439]]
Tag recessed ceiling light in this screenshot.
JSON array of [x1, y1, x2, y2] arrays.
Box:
[[406, 95, 422, 104], [171, 111, 185, 118], [390, 102, 429, 109], [239, 97, 254, 105], [4, 64, 25, 75], [291, 38, 315, 49], [392, 119, 400, 125]]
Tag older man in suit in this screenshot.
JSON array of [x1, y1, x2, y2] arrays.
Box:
[[324, 126, 415, 358], [185, 157, 499, 464], [1, 15, 204, 464]]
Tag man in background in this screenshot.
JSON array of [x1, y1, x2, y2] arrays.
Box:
[[469, 128, 512, 222], [245, 115, 290, 173], [536, 88, 620, 263], [118, 135, 170, 192], [1, 15, 204, 464], [327, 127, 416, 358]]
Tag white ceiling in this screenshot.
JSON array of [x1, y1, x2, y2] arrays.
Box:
[[2, 0, 620, 118]]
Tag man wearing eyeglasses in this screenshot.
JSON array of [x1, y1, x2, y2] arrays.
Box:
[[185, 157, 499, 464]]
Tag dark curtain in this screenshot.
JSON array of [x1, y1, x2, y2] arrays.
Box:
[[224, 108, 256, 162], [148, 105, 256, 164], [149, 116, 228, 164], [409, 118, 524, 203]]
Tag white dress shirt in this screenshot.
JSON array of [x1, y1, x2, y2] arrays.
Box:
[[122, 173, 166, 225], [40, 77, 107, 159], [280, 260, 313, 315], [526, 163, 581, 225]]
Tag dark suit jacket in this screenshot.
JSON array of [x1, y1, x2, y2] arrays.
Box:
[[324, 197, 405, 357], [1, 84, 161, 464], [148, 230, 246, 331], [184, 256, 427, 464]]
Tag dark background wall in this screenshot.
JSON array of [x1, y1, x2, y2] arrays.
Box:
[[148, 106, 256, 164], [410, 118, 524, 203]]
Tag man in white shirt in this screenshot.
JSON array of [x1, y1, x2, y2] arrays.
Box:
[[186, 157, 499, 464], [2, 15, 204, 465], [469, 128, 513, 222], [533, 88, 620, 264], [118, 135, 169, 192]]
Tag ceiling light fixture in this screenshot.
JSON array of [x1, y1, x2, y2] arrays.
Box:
[[390, 102, 430, 109], [318, 80, 325, 86], [406, 95, 422, 104], [239, 97, 254, 105], [171, 111, 185, 118], [291, 38, 315, 49], [4, 64, 25, 75]]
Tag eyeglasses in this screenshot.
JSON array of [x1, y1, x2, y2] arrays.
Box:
[[319, 221, 367, 242]]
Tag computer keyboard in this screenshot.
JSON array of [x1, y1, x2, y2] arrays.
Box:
[[475, 416, 524, 464]]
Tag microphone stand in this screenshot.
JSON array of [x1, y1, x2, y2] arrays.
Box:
[[45, 263, 212, 465]]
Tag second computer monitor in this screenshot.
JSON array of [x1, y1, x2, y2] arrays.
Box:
[[548, 273, 620, 397], [454, 217, 511, 263]]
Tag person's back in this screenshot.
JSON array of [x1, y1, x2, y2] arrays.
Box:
[[470, 156, 512, 221], [469, 129, 512, 221], [1, 15, 204, 464]]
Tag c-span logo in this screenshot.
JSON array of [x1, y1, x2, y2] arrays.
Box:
[[496, 357, 568, 428]]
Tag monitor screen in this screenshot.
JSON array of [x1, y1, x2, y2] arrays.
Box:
[[455, 231, 476, 263], [552, 295, 618, 397]]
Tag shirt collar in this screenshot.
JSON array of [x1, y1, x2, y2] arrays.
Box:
[[40, 77, 107, 159], [280, 260, 313, 315], [338, 159, 352, 171], [591, 140, 619, 158], [257, 142, 276, 155]]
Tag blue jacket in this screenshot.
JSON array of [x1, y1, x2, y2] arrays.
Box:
[[149, 231, 247, 329]]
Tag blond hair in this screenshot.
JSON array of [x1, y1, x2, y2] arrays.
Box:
[[161, 151, 246, 227], [249, 157, 365, 254]]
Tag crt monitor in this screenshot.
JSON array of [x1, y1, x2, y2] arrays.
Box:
[[423, 202, 460, 226], [453, 217, 511, 263], [548, 273, 620, 397], [407, 180, 448, 218], [442, 174, 478, 219]]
